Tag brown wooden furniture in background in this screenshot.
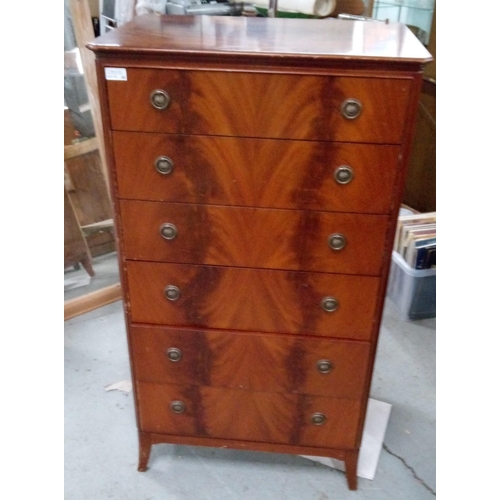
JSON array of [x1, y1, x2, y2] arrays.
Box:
[[88, 15, 431, 490], [69, 0, 109, 188], [64, 188, 94, 277], [64, 0, 122, 320], [403, 76, 436, 212], [65, 0, 116, 263], [64, 138, 116, 258], [403, 6, 436, 213], [64, 108, 95, 276]]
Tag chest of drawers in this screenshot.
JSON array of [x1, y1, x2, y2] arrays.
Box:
[[89, 15, 431, 490]]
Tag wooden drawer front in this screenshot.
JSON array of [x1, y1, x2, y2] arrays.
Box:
[[120, 201, 389, 276], [130, 325, 370, 399], [127, 262, 379, 340], [137, 382, 361, 449], [113, 132, 401, 214], [106, 69, 411, 144]]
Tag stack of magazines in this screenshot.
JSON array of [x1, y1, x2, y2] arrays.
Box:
[[393, 211, 436, 270]]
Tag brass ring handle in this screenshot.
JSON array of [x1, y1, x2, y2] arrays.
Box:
[[334, 165, 354, 185], [340, 98, 362, 120], [321, 297, 339, 313], [311, 413, 327, 425], [160, 223, 178, 240], [170, 400, 186, 414], [316, 359, 333, 374], [164, 285, 181, 301], [150, 89, 171, 110], [167, 347, 183, 362], [155, 156, 174, 175], [328, 233, 346, 251]]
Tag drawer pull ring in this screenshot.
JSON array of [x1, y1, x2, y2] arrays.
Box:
[[160, 223, 178, 240], [164, 285, 181, 301], [334, 165, 354, 185], [167, 347, 183, 362], [341, 98, 362, 120], [155, 156, 174, 175], [321, 297, 339, 313], [316, 359, 333, 374], [311, 413, 327, 426], [170, 401, 186, 414], [328, 233, 346, 251], [150, 89, 171, 110]]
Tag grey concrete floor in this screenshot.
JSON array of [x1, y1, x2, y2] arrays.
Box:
[[64, 252, 120, 301], [65, 255, 436, 499]]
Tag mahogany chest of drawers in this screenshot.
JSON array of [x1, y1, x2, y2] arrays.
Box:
[[89, 15, 431, 490]]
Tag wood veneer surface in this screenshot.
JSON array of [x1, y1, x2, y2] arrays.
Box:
[[87, 15, 431, 489], [130, 325, 370, 398], [137, 382, 362, 449], [120, 201, 389, 275], [126, 261, 380, 340], [113, 132, 401, 214], [88, 15, 432, 65], [107, 69, 411, 143]]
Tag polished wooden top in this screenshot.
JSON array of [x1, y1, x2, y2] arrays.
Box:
[[87, 15, 432, 65]]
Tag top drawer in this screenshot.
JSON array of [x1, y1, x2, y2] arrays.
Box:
[[106, 68, 411, 143]]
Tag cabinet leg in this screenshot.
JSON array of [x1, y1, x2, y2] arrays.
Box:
[[344, 450, 359, 491], [138, 432, 152, 472]]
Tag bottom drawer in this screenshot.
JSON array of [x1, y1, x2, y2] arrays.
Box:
[[137, 382, 362, 449]]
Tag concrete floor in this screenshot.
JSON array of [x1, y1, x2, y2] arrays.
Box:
[[64, 252, 120, 301], [65, 255, 436, 499]]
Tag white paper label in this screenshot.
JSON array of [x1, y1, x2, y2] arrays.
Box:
[[104, 68, 127, 81]]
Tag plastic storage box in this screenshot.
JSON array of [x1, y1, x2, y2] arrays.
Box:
[[386, 251, 436, 320]]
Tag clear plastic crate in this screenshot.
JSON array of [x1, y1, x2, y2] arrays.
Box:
[[386, 251, 436, 320]]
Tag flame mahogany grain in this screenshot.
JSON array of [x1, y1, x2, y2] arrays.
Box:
[[136, 382, 362, 449], [88, 14, 431, 490], [126, 261, 380, 340], [107, 68, 411, 144], [113, 133, 401, 214], [129, 325, 371, 398], [120, 201, 389, 275]]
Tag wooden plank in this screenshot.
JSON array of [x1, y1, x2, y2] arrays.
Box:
[[64, 137, 99, 160], [64, 107, 78, 146], [64, 188, 95, 277], [69, 0, 109, 191], [64, 163, 76, 192], [81, 218, 114, 235], [64, 283, 122, 321]]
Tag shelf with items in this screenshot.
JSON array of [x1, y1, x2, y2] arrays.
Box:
[[372, 0, 435, 44]]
